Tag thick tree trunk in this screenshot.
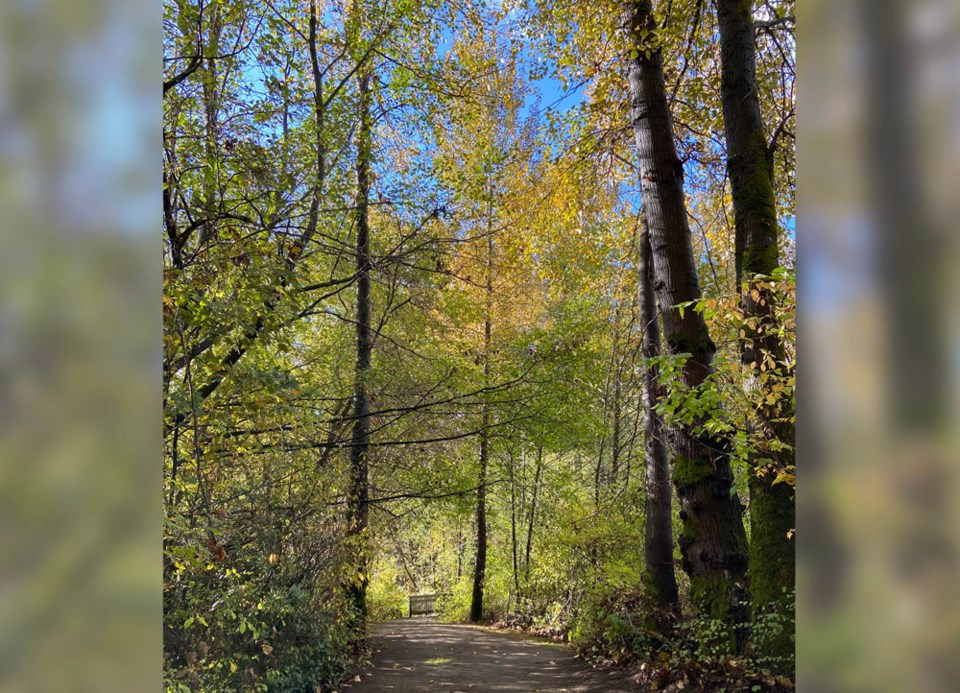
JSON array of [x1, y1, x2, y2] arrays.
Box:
[[624, 0, 749, 649], [638, 214, 679, 609], [347, 68, 373, 626], [716, 0, 795, 666]]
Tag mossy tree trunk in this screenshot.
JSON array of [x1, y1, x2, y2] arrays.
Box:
[[716, 0, 795, 668], [623, 0, 750, 649]]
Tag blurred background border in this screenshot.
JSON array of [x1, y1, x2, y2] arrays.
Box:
[[0, 0, 159, 690], [798, 1, 960, 691]]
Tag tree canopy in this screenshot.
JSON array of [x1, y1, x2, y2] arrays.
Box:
[[163, 0, 794, 690]]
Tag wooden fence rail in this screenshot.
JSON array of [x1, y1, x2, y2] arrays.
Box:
[[408, 593, 448, 617]]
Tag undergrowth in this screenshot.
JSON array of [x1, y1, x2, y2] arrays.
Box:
[[493, 586, 795, 692]]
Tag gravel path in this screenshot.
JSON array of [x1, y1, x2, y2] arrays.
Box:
[[342, 618, 637, 692]]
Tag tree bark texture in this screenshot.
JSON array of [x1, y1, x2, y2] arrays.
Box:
[[716, 0, 795, 665], [638, 213, 679, 609], [347, 67, 373, 625], [624, 0, 749, 648]]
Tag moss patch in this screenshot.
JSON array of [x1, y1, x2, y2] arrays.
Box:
[[672, 454, 714, 489]]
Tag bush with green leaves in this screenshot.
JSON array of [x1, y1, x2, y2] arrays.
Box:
[[569, 587, 675, 664], [367, 562, 409, 620], [435, 578, 473, 622], [748, 590, 796, 676], [164, 578, 355, 693]]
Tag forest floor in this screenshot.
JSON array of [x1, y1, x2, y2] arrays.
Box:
[[340, 617, 639, 692]]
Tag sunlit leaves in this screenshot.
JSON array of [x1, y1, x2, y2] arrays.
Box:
[[163, 0, 796, 687]]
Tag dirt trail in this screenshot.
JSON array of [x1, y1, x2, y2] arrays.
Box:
[[342, 617, 637, 692]]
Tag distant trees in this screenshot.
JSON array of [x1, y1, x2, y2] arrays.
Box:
[[436, 34, 534, 624]]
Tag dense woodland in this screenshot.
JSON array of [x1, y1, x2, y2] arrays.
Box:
[[163, 0, 795, 690]]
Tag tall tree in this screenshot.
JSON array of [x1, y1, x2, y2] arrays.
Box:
[[469, 211, 494, 623], [715, 0, 795, 665], [347, 64, 374, 626], [637, 213, 679, 608], [623, 0, 749, 647]]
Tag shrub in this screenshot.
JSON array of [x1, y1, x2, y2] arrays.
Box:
[[749, 590, 796, 676], [435, 578, 472, 622], [367, 563, 408, 620], [164, 580, 354, 693], [569, 588, 674, 664]]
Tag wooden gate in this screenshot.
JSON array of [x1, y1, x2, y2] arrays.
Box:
[[408, 593, 440, 617]]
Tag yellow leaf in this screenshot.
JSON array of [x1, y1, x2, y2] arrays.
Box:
[[773, 471, 796, 486], [230, 662, 238, 673]]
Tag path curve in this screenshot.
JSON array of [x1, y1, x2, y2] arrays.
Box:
[[342, 618, 637, 692]]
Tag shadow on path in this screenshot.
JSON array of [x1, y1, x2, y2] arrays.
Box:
[[343, 618, 637, 692]]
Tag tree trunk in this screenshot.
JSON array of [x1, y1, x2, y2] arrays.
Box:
[[199, 0, 222, 235], [524, 446, 542, 585], [306, 0, 326, 263], [510, 449, 520, 604], [347, 67, 373, 627], [456, 515, 464, 581], [624, 0, 749, 649], [611, 355, 623, 486], [638, 213, 679, 609], [715, 0, 795, 666], [594, 436, 605, 505], [470, 228, 494, 623], [470, 405, 489, 623]]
